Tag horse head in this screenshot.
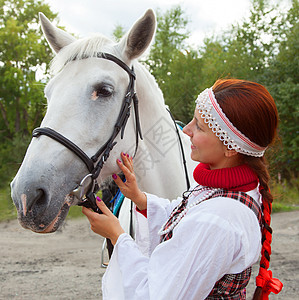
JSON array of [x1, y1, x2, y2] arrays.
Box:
[[10, 10, 156, 233]]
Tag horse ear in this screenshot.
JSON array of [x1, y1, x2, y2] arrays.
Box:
[[39, 12, 76, 53], [120, 9, 156, 60]]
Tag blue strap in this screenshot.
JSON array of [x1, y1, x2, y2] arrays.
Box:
[[110, 177, 126, 216], [113, 193, 125, 215]]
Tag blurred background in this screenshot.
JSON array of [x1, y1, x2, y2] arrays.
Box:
[[0, 0, 298, 219]]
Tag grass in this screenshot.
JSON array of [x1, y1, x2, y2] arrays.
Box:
[[0, 187, 102, 222], [271, 179, 299, 213], [0, 186, 17, 222], [67, 205, 85, 218], [1, 180, 298, 222]]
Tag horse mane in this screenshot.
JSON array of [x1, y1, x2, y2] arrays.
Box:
[[50, 34, 115, 74]]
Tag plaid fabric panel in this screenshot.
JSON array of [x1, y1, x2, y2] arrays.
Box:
[[160, 198, 188, 243], [160, 189, 262, 243], [160, 189, 262, 299], [206, 267, 252, 299], [206, 191, 262, 299]]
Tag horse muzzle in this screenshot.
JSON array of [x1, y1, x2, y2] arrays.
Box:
[[10, 174, 74, 233]]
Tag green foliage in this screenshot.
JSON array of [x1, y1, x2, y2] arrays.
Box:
[[0, 133, 31, 186], [144, 6, 201, 123], [0, 0, 58, 188], [271, 177, 299, 212], [0, 186, 17, 221], [268, 81, 299, 176], [144, 0, 298, 180], [265, 0, 299, 176], [112, 24, 125, 42], [146, 5, 190, 81], [198, 0, 298, 178], [199, 0, 283, 85], [158, 50, 203, 122], [0, 0, 297, 208], [0, 0, 57, 139]]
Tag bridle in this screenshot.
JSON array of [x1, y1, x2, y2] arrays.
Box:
[[32, 52, 190, 214], [32, 53, 142, 213]]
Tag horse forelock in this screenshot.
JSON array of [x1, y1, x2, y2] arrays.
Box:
[[49, 34, 166, 107], [50, 34, 115, 74]]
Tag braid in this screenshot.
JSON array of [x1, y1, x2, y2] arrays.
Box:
[[211, 79, 282, 298], [243, 156, 282, 299]]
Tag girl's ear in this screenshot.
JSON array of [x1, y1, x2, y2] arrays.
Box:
[[224, 148, 239, 158]]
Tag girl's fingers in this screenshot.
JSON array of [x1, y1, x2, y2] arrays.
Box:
[[120, 152, 134, 172], [82, 198, 111, 218], [112, 172, 125, 188], [96, 197, 112, 215], [116, 157, 133, 178], [81, 206, 95, 221]]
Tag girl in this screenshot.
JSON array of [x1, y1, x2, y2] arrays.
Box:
[[82, 79, 283, 299]]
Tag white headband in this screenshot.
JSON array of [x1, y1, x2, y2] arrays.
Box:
[[195, 88, 266, 157]]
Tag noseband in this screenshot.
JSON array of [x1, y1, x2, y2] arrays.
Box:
[[32, 53, 143, 212]]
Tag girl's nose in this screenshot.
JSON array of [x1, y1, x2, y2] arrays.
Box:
[[183, 123, 192, 137]]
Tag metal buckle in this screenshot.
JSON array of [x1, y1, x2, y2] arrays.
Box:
[[70, 173, 95, 201]]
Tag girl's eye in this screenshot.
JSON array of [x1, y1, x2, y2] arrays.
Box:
[[194, 119, 202, 131], [91, 84, 114, 100], [196, 124, 202, 130]]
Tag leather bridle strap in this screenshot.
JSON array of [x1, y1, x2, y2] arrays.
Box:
[[32, 53, 142, 212], [166, 108, 190, 190], [32, 127, 94, 173]]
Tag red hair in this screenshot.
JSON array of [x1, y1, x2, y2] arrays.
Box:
[[212, 79, 282, 299], [212, 79, 278, 147]]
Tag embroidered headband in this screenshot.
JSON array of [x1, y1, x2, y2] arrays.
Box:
[[195, 88, 266, 157]]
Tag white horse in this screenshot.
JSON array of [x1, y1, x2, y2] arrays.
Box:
[[10, 9, 197, 234]]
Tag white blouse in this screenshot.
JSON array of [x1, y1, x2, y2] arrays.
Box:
[[102, 185, 262, 300]]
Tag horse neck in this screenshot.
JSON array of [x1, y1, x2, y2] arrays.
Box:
[[132, 63, 196, 199]]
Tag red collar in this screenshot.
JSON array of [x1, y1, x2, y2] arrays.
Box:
[[193, 163, 258, 192]]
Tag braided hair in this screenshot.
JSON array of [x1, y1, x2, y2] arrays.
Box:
[[244, 156, 283, 299], [213, 79, 283, 299]]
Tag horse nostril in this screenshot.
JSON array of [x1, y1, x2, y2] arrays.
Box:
[[26, 189, 48, 215]]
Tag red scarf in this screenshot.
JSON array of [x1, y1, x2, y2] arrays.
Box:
[[193, 163, 258, 192], [138, 163, 258, 218]]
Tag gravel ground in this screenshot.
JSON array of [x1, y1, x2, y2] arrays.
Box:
[[0, 211, 298, 299]]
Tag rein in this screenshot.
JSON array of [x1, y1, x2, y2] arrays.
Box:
[[167, 109, 190, 190], [32, 53, 142, 212]]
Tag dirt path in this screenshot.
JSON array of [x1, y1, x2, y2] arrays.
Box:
[[0, 211, 298, 299]]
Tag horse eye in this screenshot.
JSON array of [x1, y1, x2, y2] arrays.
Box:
[[91, 84, 114, 100]]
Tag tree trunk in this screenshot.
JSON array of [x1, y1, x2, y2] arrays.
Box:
[[15, 96, 20, 133], [0, 101, 10, 131]]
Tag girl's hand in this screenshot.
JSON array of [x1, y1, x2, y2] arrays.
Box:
[[112, 152, 147, 211], [82, 197, 124, 245]]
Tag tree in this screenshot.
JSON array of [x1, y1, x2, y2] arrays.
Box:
[[145, 6, 202, 122], [146, 6, 190, 82], [0, 0, 57, 137], [0, 0, 58, 186], [193, 0, 298, 179], [198, 37, 227, 90], [265, 0, 299, 177], [199, 0, 283, 85], [158, 50, 203, 122], [112, 24, 125, 42]]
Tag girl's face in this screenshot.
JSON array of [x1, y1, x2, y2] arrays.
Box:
[[183, 109, 239, 169]]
